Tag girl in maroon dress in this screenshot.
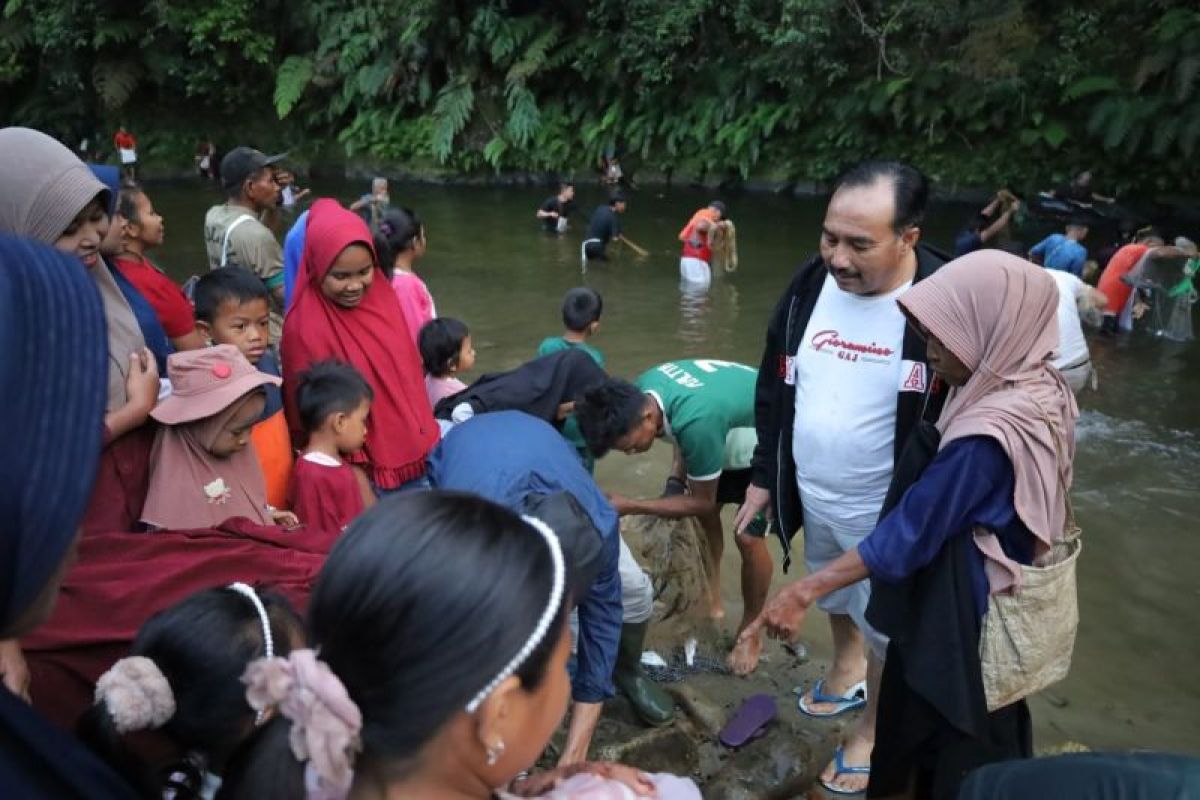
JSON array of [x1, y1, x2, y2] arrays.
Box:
[[288, 360, 376, 533]]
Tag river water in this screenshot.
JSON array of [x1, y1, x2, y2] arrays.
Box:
[[149, 178, 1199, 755]]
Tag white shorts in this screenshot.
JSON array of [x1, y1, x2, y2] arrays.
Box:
[[680, 257, 712, 287], [619, 535, 654, 624], [119, 148, 137, 165], [802, 506, 888, 657]]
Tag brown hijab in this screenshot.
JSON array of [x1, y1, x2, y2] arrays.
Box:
[[897, 250, 1078, 592], [141, 346, 279, 529], [0, 127, 145, 410]]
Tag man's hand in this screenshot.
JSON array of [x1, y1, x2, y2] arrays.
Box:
[[733, 484, 771, 535], [741, 583, 811, 644], [0, 639, 31, 703], [1133, 300, 1150, 320], [606, 491, 634, 516]]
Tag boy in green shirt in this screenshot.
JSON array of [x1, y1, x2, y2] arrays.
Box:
[[575, 359, 773, 675], [537, 287, 605, 470], [537, 287, 605, 366]]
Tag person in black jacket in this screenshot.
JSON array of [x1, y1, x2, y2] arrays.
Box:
[[732, 160, 947, 795]]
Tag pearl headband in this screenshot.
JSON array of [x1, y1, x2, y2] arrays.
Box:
[[228, 581, 274, 724], [464, 515, 565, 714]]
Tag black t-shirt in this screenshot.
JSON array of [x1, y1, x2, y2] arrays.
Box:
[[586, 205, 621, 244], [539, 195, 573, 232]]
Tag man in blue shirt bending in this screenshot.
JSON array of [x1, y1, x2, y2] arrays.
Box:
[[427, 410, 674, 765], [1029, 219, 1089, 277]]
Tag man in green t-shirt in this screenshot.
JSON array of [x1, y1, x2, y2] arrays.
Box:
[[576, 359, 773, 675]]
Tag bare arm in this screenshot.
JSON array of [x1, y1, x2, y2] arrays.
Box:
[[740, 546, 870, 643], [978, 201, 1020, 244], [558, 701, 603, 765], [610, 477, 717, 519]]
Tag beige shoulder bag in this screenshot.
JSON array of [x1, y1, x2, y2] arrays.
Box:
[[978, 414, 1082, 712]]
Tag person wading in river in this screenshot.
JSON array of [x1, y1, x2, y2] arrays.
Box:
[[733, 160, 947, 794]]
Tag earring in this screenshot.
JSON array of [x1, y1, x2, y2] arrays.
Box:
[[486, 739, 506, 766]]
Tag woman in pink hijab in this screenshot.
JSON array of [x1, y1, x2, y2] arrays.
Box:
[[741, 250, 1078, 798]]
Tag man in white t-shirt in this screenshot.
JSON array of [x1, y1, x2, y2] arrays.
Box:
[[1046, 269, 1107, 394], [735, 160, 947, 795]]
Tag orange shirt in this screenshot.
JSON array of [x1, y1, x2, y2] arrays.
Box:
[[251, 409, 295, 509], [1097, 244, 1149, 315]]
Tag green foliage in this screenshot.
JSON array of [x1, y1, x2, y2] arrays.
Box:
[[274, 56, 313, 119], [0, 0, 1197, 193]]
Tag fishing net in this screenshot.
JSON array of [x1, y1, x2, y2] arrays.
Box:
[[711, 220, 739, 273], [620, 514, 710, 622]]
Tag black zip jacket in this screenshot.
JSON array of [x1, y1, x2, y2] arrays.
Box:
[[749, 244, 949, 570]]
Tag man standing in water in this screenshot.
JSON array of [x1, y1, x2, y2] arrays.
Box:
[[575, 359, 773, 676], [582, 192, 630, 263], [349, 176, 390, 230], [678, 200, 728, 288], [536, 181, 576, 234], [204, 146, 287, 344], [733, 160, 946, 794]]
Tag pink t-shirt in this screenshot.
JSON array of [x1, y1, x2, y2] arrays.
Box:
[[426, 375, 467, 409], [498, 773, 701, 800], [391, 270, 436, 343]]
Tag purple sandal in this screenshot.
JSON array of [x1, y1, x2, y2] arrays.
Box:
[[718, 693, 776, 748]]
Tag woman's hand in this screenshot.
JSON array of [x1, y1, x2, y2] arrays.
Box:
[[509, 761, 658, 797], [0, 639, 31, 702], [125, 347, 160, 414]]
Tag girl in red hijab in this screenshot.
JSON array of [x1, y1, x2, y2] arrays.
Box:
[[282, 199, 437, 491]]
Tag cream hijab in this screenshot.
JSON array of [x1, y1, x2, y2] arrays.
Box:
[[0, 127, 145, 411], [898, 250, 1078, 592]]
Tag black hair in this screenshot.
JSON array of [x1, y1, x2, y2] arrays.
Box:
[[216, 491, 570, 799], [79, 586, 304, 799], [574, 378, 648, 458], [709, 200, 727, 217], [193, 267, 270, 324], [372, 207, 424, 267], [608, 191, 626, 206], [418, 317, 470, 377], [117, 183, 146, 225], [561, 287, 603, 332], [295, 360, 375, 435], [832, 159, 930, 234], [559, 181, 575, 192], [1137, 226, 1163, 243]]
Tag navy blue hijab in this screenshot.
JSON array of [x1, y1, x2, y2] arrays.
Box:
[[87, 164, 172, 372], [0, 234, 135, 798]]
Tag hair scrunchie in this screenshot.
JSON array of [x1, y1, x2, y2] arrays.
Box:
[[95, 656, 177, 734], [243, 649, 362, 800]]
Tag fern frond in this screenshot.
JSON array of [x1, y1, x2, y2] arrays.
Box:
[[274, 55, 313, 118]]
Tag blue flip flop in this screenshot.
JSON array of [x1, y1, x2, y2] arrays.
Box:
[[797, 678, 867, 718], [819, 745, 870, 796]]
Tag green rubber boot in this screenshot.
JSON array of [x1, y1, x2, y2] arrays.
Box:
[[613, 622, 675, 727]]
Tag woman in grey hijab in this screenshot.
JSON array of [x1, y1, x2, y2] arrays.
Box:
[[0, 127, 161, 533]]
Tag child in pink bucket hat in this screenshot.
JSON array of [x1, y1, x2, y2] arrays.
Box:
[[141, 345, 299, 530]]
